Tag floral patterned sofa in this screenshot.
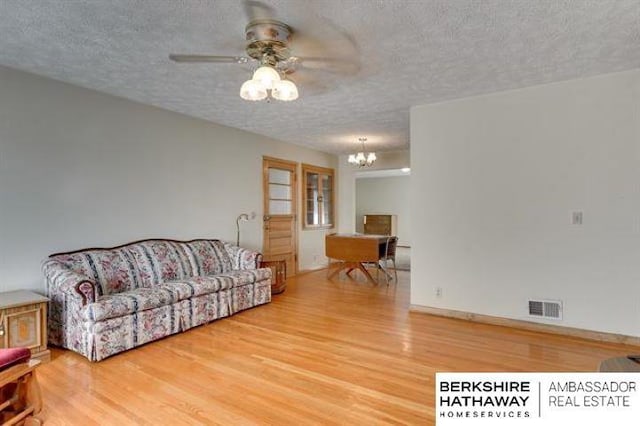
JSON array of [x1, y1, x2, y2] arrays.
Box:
[[42, 238, 271, 361]]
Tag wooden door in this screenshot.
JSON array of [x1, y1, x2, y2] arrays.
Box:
[[263, 157, 298, 276]]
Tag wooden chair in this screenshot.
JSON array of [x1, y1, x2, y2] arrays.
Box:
[[377, 236, 399, 285], [0, 348, 43, 426]]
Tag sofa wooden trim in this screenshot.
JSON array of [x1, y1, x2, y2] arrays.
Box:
[[50, 237, 234, 256]]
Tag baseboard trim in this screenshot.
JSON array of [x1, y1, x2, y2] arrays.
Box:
[[409, 304, 640, 346], [296, 266, 328, 276]]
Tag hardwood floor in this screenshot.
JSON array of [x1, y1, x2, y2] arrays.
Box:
[[38, 270, 638, 425]]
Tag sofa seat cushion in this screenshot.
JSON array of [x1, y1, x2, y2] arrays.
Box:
[[83, 275, 236, 322], [82, 270, 270, 322], [163, 275, 236, 298], [83, 287, 178, 322], [218, 268, 271, 286]]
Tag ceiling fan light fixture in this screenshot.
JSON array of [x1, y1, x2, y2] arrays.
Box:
[[272, 79, 299, 101], [240, 79, 267, 101], [252, 65, 281, 90]]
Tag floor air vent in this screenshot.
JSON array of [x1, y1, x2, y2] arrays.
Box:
[[528, 300, 562, 320]]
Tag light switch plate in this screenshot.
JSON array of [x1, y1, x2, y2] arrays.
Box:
[[571, 211, 583, 225]]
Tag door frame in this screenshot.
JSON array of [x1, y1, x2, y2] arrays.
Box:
[[262, 156, 299, 275]]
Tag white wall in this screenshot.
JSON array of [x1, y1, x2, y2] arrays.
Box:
[[355, 175, 411, 245], [411, 69, 640, 337], [337, 150, 410, 233], [337, 158, 357, 234], [0, 66, 336, 293]]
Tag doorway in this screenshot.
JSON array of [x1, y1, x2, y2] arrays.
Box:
[[355, 168, 411, 271]]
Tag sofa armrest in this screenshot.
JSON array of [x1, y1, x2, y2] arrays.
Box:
[[42, 260, 97, 306], [223, 243, 263, 270]]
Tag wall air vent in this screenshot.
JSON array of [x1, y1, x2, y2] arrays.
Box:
[[528, 300, 562, 320]]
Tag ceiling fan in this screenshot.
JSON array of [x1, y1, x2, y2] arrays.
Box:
[[169, 1, 359, 102]]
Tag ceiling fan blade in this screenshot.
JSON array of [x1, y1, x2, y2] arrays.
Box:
[[169, 54, 248, 64], [294, 56, 360, 75], [288, 17, 361, 76], [287, 68, 331, 96], [243, 0, 276, 22]]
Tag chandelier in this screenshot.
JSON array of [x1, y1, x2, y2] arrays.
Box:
[[240, 65, 299, 102], [348, 137, 376, 167]]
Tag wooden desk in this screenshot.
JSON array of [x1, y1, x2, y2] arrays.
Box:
[[326, 233, 387, 284]]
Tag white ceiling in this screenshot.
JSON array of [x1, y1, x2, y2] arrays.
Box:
[[1, 1, 639, 154]]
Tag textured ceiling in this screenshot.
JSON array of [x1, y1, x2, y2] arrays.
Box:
[[1, 1, 639, 154]]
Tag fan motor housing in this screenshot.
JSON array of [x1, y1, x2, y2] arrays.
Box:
[[245, 19, 292, 62]]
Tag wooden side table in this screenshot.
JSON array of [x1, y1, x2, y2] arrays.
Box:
[[0, 291, 50, 362], [260, 260, 287, 294]]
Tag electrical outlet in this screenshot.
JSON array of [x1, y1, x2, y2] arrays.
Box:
[[435, 287, 443, 298]]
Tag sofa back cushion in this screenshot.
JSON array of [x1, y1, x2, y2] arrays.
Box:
[[50, 248, 143, 296], [184, 240, 233, 275], [126, 240, 196, 287], [49, 238, 235, 295]]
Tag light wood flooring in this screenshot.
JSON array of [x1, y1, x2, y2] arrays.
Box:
[[38, 269, 638, 425]]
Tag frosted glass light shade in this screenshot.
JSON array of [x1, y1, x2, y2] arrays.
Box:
[[348, 154, 357, 164], [240, 79, 267, 101], [355, 152, 366, 163], [272, 79, 299, 101], [366, 152, 377, 164], [252, 66, 281, 90]]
